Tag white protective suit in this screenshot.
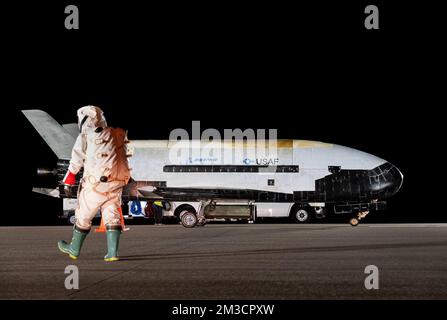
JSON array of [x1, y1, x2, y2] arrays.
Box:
[[67, 106, 131, 230]]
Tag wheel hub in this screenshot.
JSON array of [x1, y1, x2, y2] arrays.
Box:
[[296, 209, 308, 222]]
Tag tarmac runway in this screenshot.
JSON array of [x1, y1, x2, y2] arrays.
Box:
[[1, 223, 446, 299]]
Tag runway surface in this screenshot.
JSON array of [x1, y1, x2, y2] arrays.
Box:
[[1, 224, 446, 299]]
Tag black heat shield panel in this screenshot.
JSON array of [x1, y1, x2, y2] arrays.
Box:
[[294, 162, 402, 203]]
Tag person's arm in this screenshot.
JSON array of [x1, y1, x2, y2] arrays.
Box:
[[68, 134, 86, 175], [63, 134, 86, 188]]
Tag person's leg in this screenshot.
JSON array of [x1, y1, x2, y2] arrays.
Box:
[[58, 184, 104, 259], [101, 190, 123, 262], [155, 205, 163, 225], [104, 224, 122, 262], [144, 201, 154, 220], [57, 225, 89, 260], [75, 185, 107, 230]]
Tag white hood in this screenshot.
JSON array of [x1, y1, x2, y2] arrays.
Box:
[[77, 105, 107, 133]]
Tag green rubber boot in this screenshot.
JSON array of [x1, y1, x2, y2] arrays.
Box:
[[58, 226, 89, 260], [104, 226, 122, 262]]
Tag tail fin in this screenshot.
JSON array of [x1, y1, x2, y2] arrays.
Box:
[[22, 110, 76, 160], [62, 123, 80, 139]]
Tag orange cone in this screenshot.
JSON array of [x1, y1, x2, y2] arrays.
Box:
[[95, 207, 129, 233], [94, 216, 106, 233]]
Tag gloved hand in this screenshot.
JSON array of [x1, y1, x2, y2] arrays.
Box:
[[63, 171, 76, 197]]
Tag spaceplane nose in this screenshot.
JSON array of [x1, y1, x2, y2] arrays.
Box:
[[368, 162, 403, 199], [389, 165, 404, 195]]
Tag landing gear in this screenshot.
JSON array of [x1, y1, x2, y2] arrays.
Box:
[[349, 210, 369, 226], [314, 207, 326, 220]]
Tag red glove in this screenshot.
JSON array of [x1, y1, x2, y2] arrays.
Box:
[[63, 170, 76, 185]]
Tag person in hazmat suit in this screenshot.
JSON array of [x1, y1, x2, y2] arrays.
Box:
[[58, 106, 131, 262]]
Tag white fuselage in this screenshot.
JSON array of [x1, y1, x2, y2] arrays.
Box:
[[127, 139, 386, 194]]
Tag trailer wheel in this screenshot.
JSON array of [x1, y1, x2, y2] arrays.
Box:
[[67, 213, 76, 225], [180, 211, 198, 228], [349, 218, 359, 226], [292, 208, 311, 223]]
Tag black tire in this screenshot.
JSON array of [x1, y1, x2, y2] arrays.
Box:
[[180, 211, 198, 228], [174, 205, 196, 222], [291, 207, 312, 223]]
